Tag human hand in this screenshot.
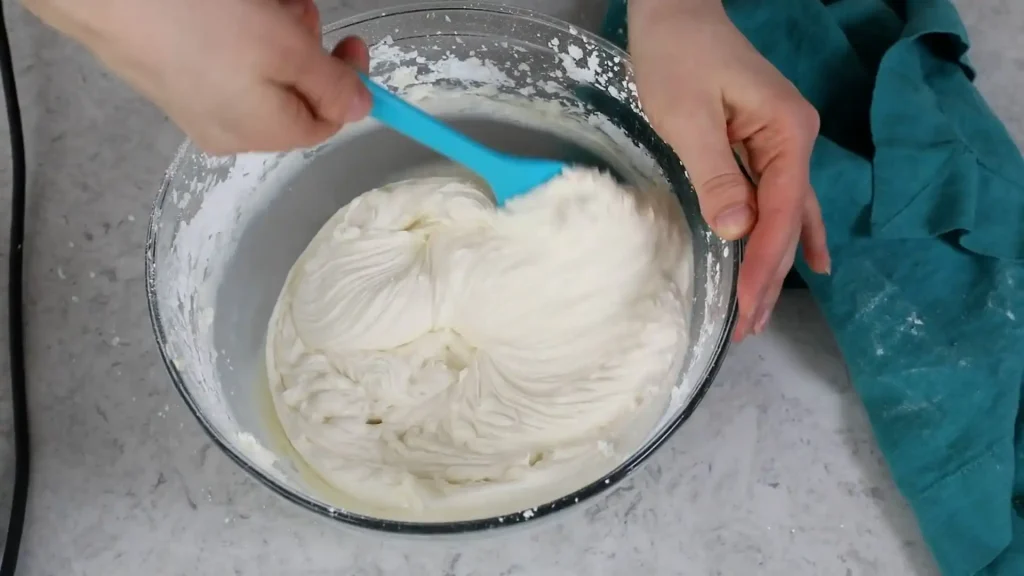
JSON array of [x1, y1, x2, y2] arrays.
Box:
[[23, 0, 371, 155], [628, 0, 830, 341]]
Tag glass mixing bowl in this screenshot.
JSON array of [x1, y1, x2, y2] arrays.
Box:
[[146, 3, 740, 534]]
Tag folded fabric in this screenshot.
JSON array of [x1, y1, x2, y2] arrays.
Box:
[[603, 1, 1024, 574]]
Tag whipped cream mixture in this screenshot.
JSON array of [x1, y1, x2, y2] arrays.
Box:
[[265, 168, 693, 520]]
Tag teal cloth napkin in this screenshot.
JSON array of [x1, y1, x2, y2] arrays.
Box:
[[603, 1, 1024, 574]]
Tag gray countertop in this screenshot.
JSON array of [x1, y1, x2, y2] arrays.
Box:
[[0, 0, 1020, 574]]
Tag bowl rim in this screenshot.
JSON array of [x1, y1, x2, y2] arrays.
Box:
[[145, 1, 742, 535]]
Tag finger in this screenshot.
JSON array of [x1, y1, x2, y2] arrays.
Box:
[[733, 155, 806, 340], [664, 104, 758, 241], [332, 36, 371, 74], [660, 106, 759, 342], [752, 229, 799, 335], [799, 191, 831, 275], [245, 88, 340, 152], [291, 47, 371, 125], [732, 248, 793, 341]]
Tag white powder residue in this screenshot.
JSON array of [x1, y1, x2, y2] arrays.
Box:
[[150, 146, 309, 483], [546, 33, 640, 112], [236, 431, 279, 470]]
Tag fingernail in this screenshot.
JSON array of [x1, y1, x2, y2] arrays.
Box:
[[815, 253, 832, 276], [713, 204, 754, 240], [754, 307, 772, 334]]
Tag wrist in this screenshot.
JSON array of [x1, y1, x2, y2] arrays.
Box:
[[629, 0, 725, 22], [630, 0, 722, 6]]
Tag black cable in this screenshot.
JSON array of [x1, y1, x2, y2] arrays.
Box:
[[0, 2, 30, 574]]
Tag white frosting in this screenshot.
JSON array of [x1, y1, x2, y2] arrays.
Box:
[[265, 168, 693, 520]]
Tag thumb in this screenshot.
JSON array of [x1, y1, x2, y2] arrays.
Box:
[[665, 106, 756, 241], [293, 47, 371, 126]]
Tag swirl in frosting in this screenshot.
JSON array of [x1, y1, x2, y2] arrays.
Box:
[[265, 167, 693, 521]]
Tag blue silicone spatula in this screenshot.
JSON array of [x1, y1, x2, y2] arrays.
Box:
[[359, 74, 565, 206]]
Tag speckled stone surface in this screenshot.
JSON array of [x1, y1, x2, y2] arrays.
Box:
[[0, 0, 1019, 574]]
